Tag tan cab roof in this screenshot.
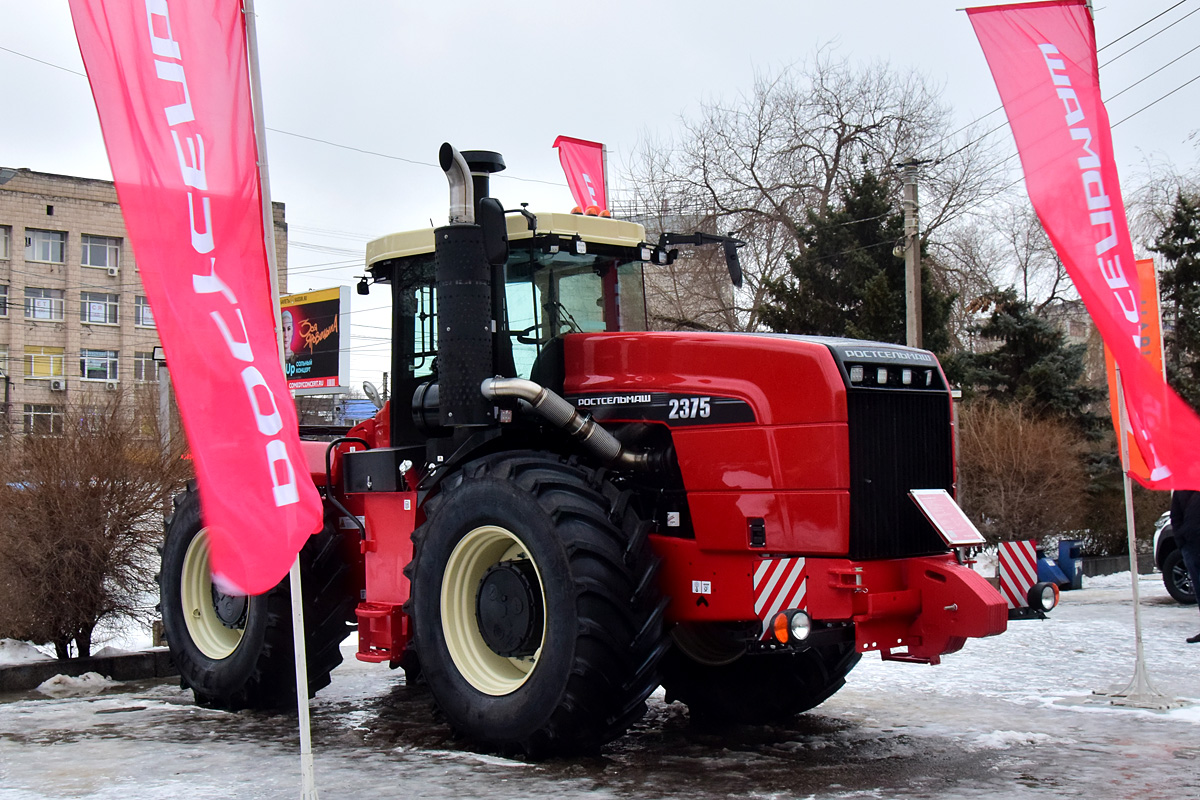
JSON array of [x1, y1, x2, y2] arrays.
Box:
[[366, 212, 648, 267]]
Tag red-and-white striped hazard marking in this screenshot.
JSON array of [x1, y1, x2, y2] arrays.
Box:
[[998, 540, 1038, 609], [754, 557, 808, 639]]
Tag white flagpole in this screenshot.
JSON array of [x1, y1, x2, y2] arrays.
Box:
[[242, 1, 320, 796], [1097, 365, 1179, 709]]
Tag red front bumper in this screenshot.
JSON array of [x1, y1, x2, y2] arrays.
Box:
[[653, 536, 1008, 664]]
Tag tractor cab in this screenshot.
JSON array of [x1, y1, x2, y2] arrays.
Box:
[[365, 211, 665, 448], [366, 211, 653, 377]]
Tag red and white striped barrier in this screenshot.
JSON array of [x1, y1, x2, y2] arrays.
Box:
[[998, 540, 1038, 609], [754, 557, 808, 639]]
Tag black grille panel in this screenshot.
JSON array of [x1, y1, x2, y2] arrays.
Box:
[[847, 389, 954, 560]]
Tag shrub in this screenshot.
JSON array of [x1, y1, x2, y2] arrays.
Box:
[[0, 389, 191, 659], [957, 398, 1087, 544]]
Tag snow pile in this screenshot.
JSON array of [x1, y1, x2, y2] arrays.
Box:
[[970, 730, 1057, 750], [36, 671, 121, 697], [0, 638, 52, 664], [91, 645, 134, 658]]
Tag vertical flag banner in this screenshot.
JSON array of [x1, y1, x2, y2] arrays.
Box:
[[1104, 259, 1165, 482], [968, 0, 1200, 489], [553, 136, 607, 212], [70, 0, 322, 594]]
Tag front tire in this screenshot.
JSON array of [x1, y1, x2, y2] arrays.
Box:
[[1162, 548, 1197, 604], [159, 482, 356, 709], [408, 452, 667, 756], [662, 624, 861, 724]]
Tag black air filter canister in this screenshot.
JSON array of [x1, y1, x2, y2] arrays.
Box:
[[434, 224, 493, 427]]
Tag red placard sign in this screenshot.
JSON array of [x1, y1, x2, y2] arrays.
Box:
[[910, 490, 987, 547]]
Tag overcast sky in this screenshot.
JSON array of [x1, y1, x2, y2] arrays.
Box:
[[3, 0, 1198, 387]]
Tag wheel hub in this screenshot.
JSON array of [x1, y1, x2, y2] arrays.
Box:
[[475, 560, 543, 658], [211, 587, 247, 629]]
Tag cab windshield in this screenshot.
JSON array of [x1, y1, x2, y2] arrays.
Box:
[[504, 242, 647, 377], [403, 237, 647, 381]]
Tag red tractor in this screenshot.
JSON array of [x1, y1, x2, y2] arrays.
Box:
[[159, 144, 1009, 756]]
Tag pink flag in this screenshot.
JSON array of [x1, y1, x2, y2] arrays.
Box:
[[553, 136, 607, 212], [969, 0, 1200, 489], [70, 0, 322, 593]]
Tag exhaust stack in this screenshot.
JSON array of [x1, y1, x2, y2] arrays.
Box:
[[439, 143, 474, 225], [433, 143, 492, 429]]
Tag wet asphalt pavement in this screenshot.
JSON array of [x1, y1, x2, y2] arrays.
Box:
[[1, 574, 1198, 799]]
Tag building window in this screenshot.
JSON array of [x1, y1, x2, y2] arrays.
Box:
[[24, 287, 65, 321], [134, 351, 160, 383], [24, 229, 66, 263], [0, 226, 10, 259], [0, 346, 8, 376], [80, 349, 119, 381], [135, 295, 156, 327], [23, 404, 64, 435], [80, 291, 119, 325], [81, 234, 121, 269], [24, 345, 64, 378], [0, 284, 7, 318]]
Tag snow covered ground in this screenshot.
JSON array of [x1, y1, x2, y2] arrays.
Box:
[[0, 572, 1197, 799]]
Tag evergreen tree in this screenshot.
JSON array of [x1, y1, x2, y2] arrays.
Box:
[[759, 170, 953, 354], [949, 290, 1100, 429], [1150, 190, 1200, 411]]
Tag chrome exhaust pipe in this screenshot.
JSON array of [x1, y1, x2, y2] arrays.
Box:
[[439, 142, 474, 225], [481, 377, 652, 471]]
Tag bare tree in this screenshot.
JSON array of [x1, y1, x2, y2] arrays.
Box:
[[625, 50, 1008, 331], [1125, 156, 1200, 255], [0, 388, 191, 659]]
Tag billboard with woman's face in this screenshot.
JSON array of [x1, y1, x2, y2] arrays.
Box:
[[280, 286, 349, 391]]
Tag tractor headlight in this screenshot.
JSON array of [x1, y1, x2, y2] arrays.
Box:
[[771, 610, 812, 644], [1028, 581, 1059, 612], [789, 611, 811, 642]]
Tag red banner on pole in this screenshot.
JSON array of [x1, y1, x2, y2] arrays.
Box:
[[70, 0, 322, 594], [553, 136, 607, 212], [968, 0, 1200, 489], [1104, 259, 1165, 482]]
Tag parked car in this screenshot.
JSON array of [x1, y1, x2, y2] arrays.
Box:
[[1154, 511, 1196, 604]]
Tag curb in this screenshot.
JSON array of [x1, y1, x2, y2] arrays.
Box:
[[0, 649, 177, 694]]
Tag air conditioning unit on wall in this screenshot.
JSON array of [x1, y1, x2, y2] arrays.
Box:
[[106, 267, 119, 277], [105, 381, 118, 391], [49, 378, 67, 392]]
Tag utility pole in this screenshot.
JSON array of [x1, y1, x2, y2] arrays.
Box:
[[901, 160, 923, 349], [382, 371, 389, 402]]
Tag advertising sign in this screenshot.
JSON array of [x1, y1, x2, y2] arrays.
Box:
[[281, 286, 349, 392]]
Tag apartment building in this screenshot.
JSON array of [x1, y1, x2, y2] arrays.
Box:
[[0, 167, 287, 434]]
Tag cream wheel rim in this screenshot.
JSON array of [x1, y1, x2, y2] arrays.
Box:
[[181, 528, 246, 660], [441, 525, 547, 696]]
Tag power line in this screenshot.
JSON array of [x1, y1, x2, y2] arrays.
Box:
[[1097, 0, 1192, 52], [1099, 5, 1200, 68], [1105, 42, 1200, 101], [1112, 71, 1200, 126]]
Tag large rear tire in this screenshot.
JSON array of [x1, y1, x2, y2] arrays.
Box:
[[408, 452, 667, 756], [1162, 548, 1197, 604], [158, 482, 356, 710], [661, 624, 861, 724]]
